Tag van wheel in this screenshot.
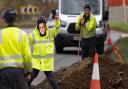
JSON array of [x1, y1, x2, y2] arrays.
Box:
[[55, 45, 63, 53]]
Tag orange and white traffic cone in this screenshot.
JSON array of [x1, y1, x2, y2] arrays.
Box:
[[104, 24, 113, 53], [107, 37, 112, 45], [90, 53, 101, 89], [106, 28, 112, 46], [104, 26, 113, 56]]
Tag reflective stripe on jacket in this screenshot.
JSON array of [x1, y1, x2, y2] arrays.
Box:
[[0, 27, 32, 73], [29, 19, 60, 71]]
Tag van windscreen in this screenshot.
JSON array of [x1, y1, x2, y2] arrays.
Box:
[[61, 0, 100, 15]]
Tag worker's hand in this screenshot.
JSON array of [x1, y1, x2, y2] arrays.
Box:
[[26, 74, 31, 81], [80, 17, 84, 25], [55, 15, 59, 20]]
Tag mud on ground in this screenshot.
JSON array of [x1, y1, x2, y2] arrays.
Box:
[[32, 56, 128, 89]]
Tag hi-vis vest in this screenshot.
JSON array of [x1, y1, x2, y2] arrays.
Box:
[[75, 13, 96, 38], [0, 27, 32, 73], [29, 19, 60, 71]]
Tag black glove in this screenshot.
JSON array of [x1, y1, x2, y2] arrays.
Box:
[[83, 14, 90, 24], [84, 16, 89, 23], [52, 9, 56, 19]]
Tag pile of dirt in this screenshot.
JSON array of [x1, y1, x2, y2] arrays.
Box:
[[32, 56, 128, 89], [100, 57, 128, 89], [32, 59, 93, 89]]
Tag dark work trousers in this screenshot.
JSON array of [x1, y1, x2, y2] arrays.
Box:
[[0, 68, 29, 89], [28, 68, 59, 89], [96, 36, 105, 54], [81, 36, 96, 60]]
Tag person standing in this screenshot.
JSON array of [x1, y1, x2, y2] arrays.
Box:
[[75, 4, 97, 61], [0, 9, 32, 89], [28, 13, 60, 89]]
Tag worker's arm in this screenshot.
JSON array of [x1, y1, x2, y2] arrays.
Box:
[[22, 32, 32, 73], [48, 18, 60, 37], [28, 33, 34, 45], [86, 16, 96, 31], [75, 16, 81, 31], [53, 18, 60, 37]]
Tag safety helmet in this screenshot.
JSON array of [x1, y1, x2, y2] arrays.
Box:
[[2, 9, 17, 19], [1, 9, 17, 24]]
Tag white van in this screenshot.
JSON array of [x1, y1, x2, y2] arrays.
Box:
[[48, 0, 109, 54]]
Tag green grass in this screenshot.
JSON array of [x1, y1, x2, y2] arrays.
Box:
[[110, 22, 128, 33], [112, 37, 128, 64]]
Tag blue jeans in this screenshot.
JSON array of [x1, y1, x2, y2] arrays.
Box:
[[28, 68, 59, 89]]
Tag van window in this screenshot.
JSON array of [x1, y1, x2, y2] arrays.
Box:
[[61, 0, 100, 15]]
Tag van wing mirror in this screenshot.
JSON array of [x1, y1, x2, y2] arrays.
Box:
[[103, 10, 109, 21]]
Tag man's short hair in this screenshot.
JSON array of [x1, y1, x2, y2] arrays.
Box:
[[84, 4, 91, 10]]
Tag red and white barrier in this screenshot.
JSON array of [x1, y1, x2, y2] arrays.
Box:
[[90, 53, 101, 89]]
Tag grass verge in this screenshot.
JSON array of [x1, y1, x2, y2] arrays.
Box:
[[110, 22, 128, 33], [111, 37, 128, 64]]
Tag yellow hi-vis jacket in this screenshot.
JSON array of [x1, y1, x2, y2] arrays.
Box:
[[0, 27, 32, 73], [75, 13, 96, 38], [29, 19, 60, 71]]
